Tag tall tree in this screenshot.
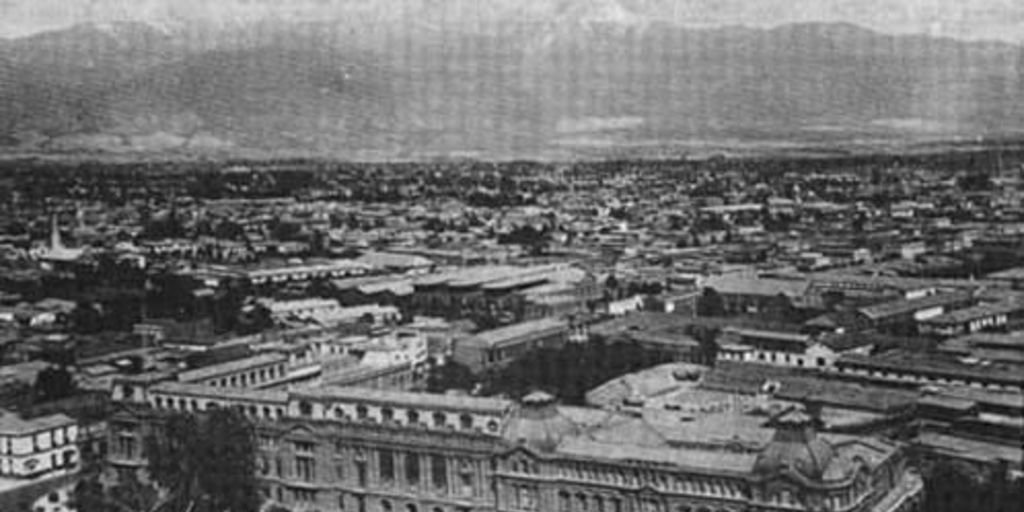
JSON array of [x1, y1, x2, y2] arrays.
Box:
[[146, 408, 260, 512]]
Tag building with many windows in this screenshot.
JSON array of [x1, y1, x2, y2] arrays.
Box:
[[104, 378, 923, 512], [0, 410, 80, 512]]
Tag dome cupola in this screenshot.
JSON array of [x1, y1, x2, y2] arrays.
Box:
[[753, 409, 836, 481], [502, 391, 580, 452]]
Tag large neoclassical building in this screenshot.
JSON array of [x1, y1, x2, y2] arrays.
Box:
[[106, 377, 922, 512]]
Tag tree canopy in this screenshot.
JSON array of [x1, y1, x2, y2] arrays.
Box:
[[145, 408, 260, 512], [33, 366, 77, 403], [439, 338, 669, 405]]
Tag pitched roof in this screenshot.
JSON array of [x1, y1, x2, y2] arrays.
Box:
[[704, 275, 810, 298], [857, 290, 974, 321], [177, 353, 287, 383], [0, 411, 74, 435], [463, 317, 567, 349], [921, 301, 1024, 326]]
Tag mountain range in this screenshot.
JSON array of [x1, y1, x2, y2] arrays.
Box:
[[0, 0, 1021, 159]]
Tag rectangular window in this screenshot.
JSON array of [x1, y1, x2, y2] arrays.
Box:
[[116, 435, 136, 459], [356, 461, 367, 487], [293, 488, 317, 503], [431, 455, 447, 490], [296, 457, 316, 482], [406, 453, 420, 485], [460, 471, 473, 496], [294, 441, 315, 454], [379, 449, 395, 482]]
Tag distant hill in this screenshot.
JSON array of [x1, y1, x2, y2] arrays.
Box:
[[0, 2, 1020, 159]]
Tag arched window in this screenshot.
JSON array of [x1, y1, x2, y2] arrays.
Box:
[[263, 406, 271, 418], [779, 489, 792, 504], [433, 412, 446, 428], [335, 407, 346, 419], [154, 397, 164, 408], [577, 493, 589, 512], [611, 497, 623, 512], [382, 499, 393, 512], [299, 401, 314, 417], [407, 410, 420, 424], [356, 405, 369, 420], [459, 414, 473, 430], [559, 491, 571, 512], [382, 407, 395, 422], [406, 505, 418, 512]]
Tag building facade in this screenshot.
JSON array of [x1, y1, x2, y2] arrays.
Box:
[[103, 379, 923, 512]]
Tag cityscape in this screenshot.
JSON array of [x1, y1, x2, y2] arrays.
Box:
[[0, 2, 1022, 512]]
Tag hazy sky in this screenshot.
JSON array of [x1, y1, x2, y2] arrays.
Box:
[[1, 0, 1022, 43]]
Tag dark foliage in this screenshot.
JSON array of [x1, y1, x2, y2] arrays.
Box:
[[479, 339, 666, 404], [33, 366, 77, 403], [70, 301, 104, 334], [145, 408, 260, 512], [426, 360, 476, 393], [923, 460, 1023, 512], [696, 287, 726, 317]]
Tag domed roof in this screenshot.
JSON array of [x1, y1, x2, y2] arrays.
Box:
[[502, 391, 580, 452], [753, 410, 836, 481]]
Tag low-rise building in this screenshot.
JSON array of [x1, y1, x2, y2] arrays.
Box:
[[919, 301, 1024, 337], [452, 317, 571, 373], [0, 411, 80, 512], [716, 327, 842, 370]]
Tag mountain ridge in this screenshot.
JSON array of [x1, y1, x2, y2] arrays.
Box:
[[0, 18, 1020, 158]]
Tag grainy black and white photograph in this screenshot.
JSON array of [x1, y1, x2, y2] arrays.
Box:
[[0, 1, 1021, 511]]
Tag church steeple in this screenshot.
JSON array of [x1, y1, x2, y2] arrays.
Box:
[[50, 213, 63, 250]]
